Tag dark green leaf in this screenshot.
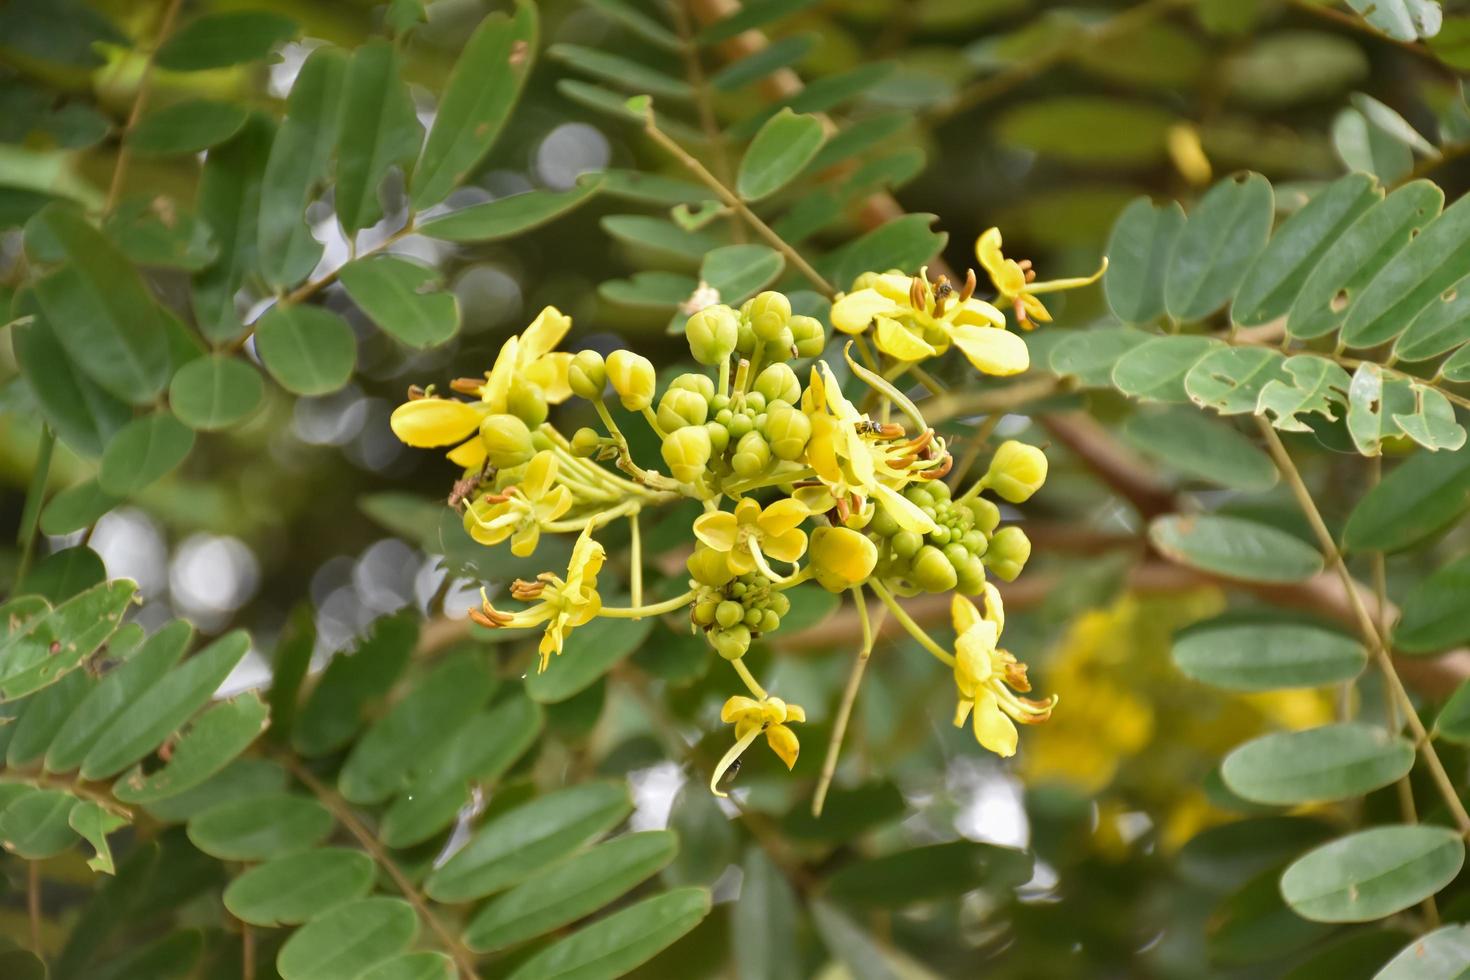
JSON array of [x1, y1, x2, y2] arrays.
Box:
[[1222, 723, 1414, 804], [712, 34, 816, 91], [818, 213, 947, 289], [193, 114, 276, 344], [98, 412, 195, 495], [126, 99, 248, 155], [0, 0, 125, 67], [602, 214, 718, 268], [1394, 554, 1470, 653], [825, 840, 1033, 907], [336, 40, 423, 234], [0, 788, 78, 858], [357, 953, 453, 980], [729, 64, 898, 141], [339, 255, 460, 350], [1165, 172, 1274, 321], [1343, 192, 1470, 348], [549, 43, 690, 100], [1148, 514, 1323, 583], [1393, 286, 1470, 361], [68, 799, 126, 874], [1179, 816, 1334, 891], [277, 897, 419, 980], [11, 303, 130, 459], [419, 179, 602, 242], [996, 96, 1173, 166], [1209, 864, 1336, 965], [1281, 825, 1465, 922], [142, 757, 287, 823], [104, 197, 217, 271], [810, 901, 904, 980], [21, 545, 105, 603], [700, 0, 818, 44], [1343, 445, 1470, 552], [112, 693, 269, 804], [1174, 617, 1365, 690], [414, 3, 538, 209], [1121, 408, 1277, 491], [663, 783, 736, 887], [168, 355, 265, 432], [524, 616, 654, 704], [187, 792, 333, 861], [599, 271, 698, 311], [700, 244, 784, 305], [737, 109, 826, 201], [503, 888, 711, 980], [586, 0, 680, 51], [733, 847, 801, 980], [156, 11, 297, 71], [1104, 196, 1186, 326], [253, 304, 357, 396], [294, 614, 416, 756], [224, 847, 375, 926], [7, 668, 92, 768]]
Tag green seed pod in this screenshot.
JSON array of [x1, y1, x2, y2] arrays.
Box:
[[753, 363, 801, 405], [984, 526, 1031, 582], [891, 529, 923, 559], [688, 545, 735, 587], [712, 624, 751, 660], [657, 387, 709, 432], [568, 350, 607, 400], [965, 497, 1002, 535], [662, 424, 712, 483], [706, 421, 730, 454], [760, 609, 781, 633], [570, 427, 602, 457], [747, 290, 792, 342], [507, 375, 548, 427], [790, 314, 825, 358], [715, 600, 744, 629], [669, 372, 716, 400], [911, 544, 958, 593], [731, 430, 771, 479], [480, 413, 535, 469], [606, 350, 657, 411], [983, 440, 1049, 504], [685, 304, 740, 365], [765, 405, 811, 461]]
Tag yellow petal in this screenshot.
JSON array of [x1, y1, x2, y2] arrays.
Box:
[[762, 527, 807, 563], [391, 398, 484, 448], [520, 306, 571, 360], [1025, 256, 1109, 295], [722, 696, 760, 722], [1021, 293, 1052, 324], [874, 316, 937, 362], [868, 272, 914, 303], [523, 450, 558, 498], [994, 260, 1028, 298], [808, 526, 877, 587], [709, 726, 762, 797], [793, 485, 836, 515], [756, 498, 809, 537], [980, 581, 1006, 633], [951, 325, 1030, 376], [973, 689, 1018, 757], [510, 524, 540, 557], [950, 593, 983, 635], [526, 352, 574, 404], [976, 227, 1006, 279], [447, 436, 488, 469], [733, 496, 761, 526], [693, 511, 739, 552], [784, 703, 806, 724], [766, 723, 800, 769], [806, 414, 844, 485], [541, 485, 574, 524], [950, 298, 1006, 329], [727, 547, 756, 576], [871, 483, 937, 534], [955, 622, 998, 688], [831, 289, 899, 334], [483, 338, 518, 413]]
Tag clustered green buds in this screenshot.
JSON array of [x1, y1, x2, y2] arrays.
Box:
[[690, 567, 792, 660], [686, 305, 740, 365]]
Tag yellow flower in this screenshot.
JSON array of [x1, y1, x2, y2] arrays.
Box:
[[975, 228, 1106, 327], [796, 363, 938, 533], [830, 270, 1029, 376], [951, 585, 1054, 757], [692, 497, 808, 578], [464, 451, 574, 557], [390, 396, 492, 467], [470, 526, 605, 672], [710, 694, 806, 796]]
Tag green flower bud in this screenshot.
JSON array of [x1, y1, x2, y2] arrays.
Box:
[[735, 318, 757, 356], [712, 624, 752, 660], [771, 592, 791, 616], [729, 414, 754, 439], [965, 497, 1002, 535], [743, 391, 767, 413], [743, 606, 763, 628], [761, 331, 795, 364], [955, 554, 986, 595], [929, 525, 951, 546], [961, 529, 988, 555], [753, 363, 800, 405], [891, 529, 923, 559], [657, 387, 709, 432], [747, 291, 792, 342], [606, 350, 656, 411], [686, 305, 740, 365], [689, 546, 735, 587], [731, 430, 771, 478], [790, 315, 825, 358], [661, 423, 712, 483], [570, 427, 602, 457], [568, 350, 607, 400], [984, 526, 1031, 582], [716, 600, 744, 629], [761, 609, 781, 633], [867, 507, 899, 539], [480, 413, 535, 469], [911, 544, 958, 593], [693, 599, 719, 626], [764, 405, 811, 461], [983, 441, 1049, 504], [507, 376, 548, 426], [706, 421, 730, 454], [670, 372, 716, 400]]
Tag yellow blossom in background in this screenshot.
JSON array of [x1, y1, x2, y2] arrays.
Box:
[[464, 450, 573, 555], [693, 496, 808, 576], [711, 694, 807, 796], [975, 227, 1106, 326]]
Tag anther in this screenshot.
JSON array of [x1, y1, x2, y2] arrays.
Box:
[[450, 377, 485, 394]]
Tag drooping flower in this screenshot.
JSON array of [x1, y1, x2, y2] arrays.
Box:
[[692, 497, 808, 577], [951, 585, 1054, 756], [975, 227, 1106, 327], [830, 269, 1029, 376], [470, 525, 605, 671], [463, 450, 574, 556], [710, 694, 807, 796]]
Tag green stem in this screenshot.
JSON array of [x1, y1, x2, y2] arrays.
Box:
[[732, 657, 767, 699], [813, 587, 884, 817], [16, 427, 55, 588], [599, 589, 698, 619], [869, 580, 954, 667]]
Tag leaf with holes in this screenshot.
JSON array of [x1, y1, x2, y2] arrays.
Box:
[[1346, 363, 1415, 456], [1281, 824, 1464, 922], [68, 799, 126, 874], [1255, 354, 1352, 432], [1393, 286, 1470, 361], [0, 579, 136, 702], [1048, 325, 1153, 387], [1393, 382, 1466, 451], [1185, 346, 1290, 416]]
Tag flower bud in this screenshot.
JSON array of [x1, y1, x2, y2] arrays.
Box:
[[712, 624, 751, 660], [507, 375, 548, 426], [669, 372, 715, 400], [686, 305, 740, 365], [570, 427, 601, 457], [715, 600, 744, 629], [764, 404, 811, 461], [983, 441, 1048, 504], [984, 526, 1031, 582], [809, 525, 878, 593], [955, 554, 986, 595], [661, 423, 712, 483], [965, 497, 1001, 535], [568, 350, 607, 400], [606, 350, 656, 411], [747, 291, 792, 342], [911, 544, 958, 592], [688, 545, 735, 587], [731, 430, 771, 478], [753, 363, 801, 405], [790, 315, 825, 358], [480, 413, 535, 468], [705, 420, 730, 455], [657, 387, 709, 432], [890, 529, 923, 559]]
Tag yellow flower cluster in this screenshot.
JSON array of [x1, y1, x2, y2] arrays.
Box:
[[390, 229, 1100, 798]]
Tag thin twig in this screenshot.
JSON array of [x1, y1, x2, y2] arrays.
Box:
[[105, 0, 185, 214], [670, 0, 745, 243], [28, 861, 42, 959], [1255, 418, 1470, 836], [813, 588, 886, 816], [283, 757, 481, 980]]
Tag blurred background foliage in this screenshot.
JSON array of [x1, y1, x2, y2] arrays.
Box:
[[5, 0, 1470, 978]]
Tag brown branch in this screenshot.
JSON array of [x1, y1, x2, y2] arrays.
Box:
[[105, 0, 185, 214], [1041, 413, 1179, 519]]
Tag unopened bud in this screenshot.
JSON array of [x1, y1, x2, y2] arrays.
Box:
[[764, 404, 811, 461], [688, 545, 736, 587], [712, 624, 751, 660], [790, 315, 825, 358], [731, 430, 771, 478], [983, 441, 1048, 504], [965, 497, 1001, 535], [480, 413, 535, 469], [568, 350, 607, 400], [809, 525, 877, 593], [984, 526, 1031, 582], [661, 424, 712, 483], [686, 304, 740, 365], [606, 350, 656, 411], [507, 375, 548, 426], [657, 387, 709, 432], [747, 291, 792, 342], [753, 363, 800, 405], [911, 544, 958, 593], [570, 427, 601, 457], [669, 372, 715, 400]]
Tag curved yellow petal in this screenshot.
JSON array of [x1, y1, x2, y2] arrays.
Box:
[[980, 581, 1006, 633], [520, 306, 571, 360], [950, 593, 983, 636], [765, 723, 800, 769], [784, 703, 806, 724], [727, 547, 756, 576], [693, 511, 739, 552], [722, 695, 761, 722], [756, 498, 809, 537], [541, 485, 574, 524], [831, 289, 899, 335], [526, 352, 574, 404], [973, 689, 1019, 757], [1026, 256, 1109, 295], [523, 451, 558, 498], [762, 527, 807, 563], [868, 272, 914, 303], [806, 414, 844, 485], [391, 398, 484, 448], [510, 524, 540, 557], [950, 298, 1006, 329], [1021, 293, 1052, 324], [733, 496, 761, 526], [483, 337, 518, 413], [872, 483, 937, 535], [447, 436, 488, 469], [793, 485, 836, 515], [976, 227, 1005, 278], [951, 325, 1030, 377], [874, 316, 936, 362]]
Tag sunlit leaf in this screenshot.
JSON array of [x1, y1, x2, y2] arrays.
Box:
[[737, 109, 826, 201], [253, 304, 357, 396], [1281, 825, 1464, 922], [1165, 172, 1274, 321], [339, 255, 460, 350], [503, 887, 711, 980]]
